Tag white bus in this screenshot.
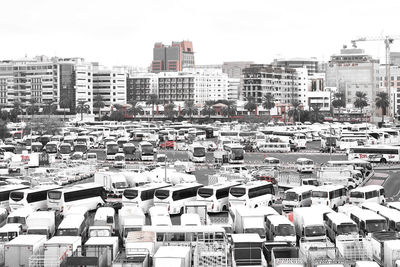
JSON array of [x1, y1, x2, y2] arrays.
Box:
[[106, 141, 119, 160], [348, 145, 400, 163], [188, 143, 206, 163], [44, 141, 59, 154], [311, 185, 346, 210], [370, 205, 400, 232], [282, 185, 314, 211], [47, 183, 106, 215], [263, 157, 280, 169], [347, 206, 388, 235], [324, 212, 358, 242], [9, 185, 61, 212], [349, 185, 385, 206], [138, 141, 154, 161], [258, 142, 291, 153], [223, 143, 244, 164], [229, 181, 275, 209], [122, 183, 171, 213], [153, 183, 203, 215], [196, 182, 241, 213], [59, 143, 72, 160], [296, 158, 314, 173], [0, 185, 29, 210]]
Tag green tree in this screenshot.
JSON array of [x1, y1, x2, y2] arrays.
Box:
[[332, 92, 346, 119], [221, 100, 237, 120], [164, 102, 176, 120], [127, 100, 143, 119], [376, 92, 389, 123], [110, 111, 124, 121], [27, 99, 38, 120], [262, 93, 275, 116], [0, 120, 9, 139], [181, 100, 198, 121], [76, 100, 90, 121], [354, 91, 369, 115], [10, 100, 23, 122], [244, 96, 257, 115], [290, 100, 301, 122], [201, 100, 216, 119], [93, 95, 105, 121], [59, 97, 71, 121], [43, 100, 57, 118], [310, 104, 322, 122], [145, 94, 160, 121]]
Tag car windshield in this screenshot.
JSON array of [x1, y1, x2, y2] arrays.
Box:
[[304, 225, 325, 237], [312, 191, 328, 198], [198, 188, 213, 198], [193, 147, 205, 157], [337, 224, 358, 234], [284, 192, 298, 201], [366, 220, 387, 233], [350, 192, 364, 198], [123, 189, 138, 199], [230, 188, 246, 197], [276, 224, 295, 236], [10, 192, 24, 202], [155, 190, 169, 200], [48, 191, 62, 200]]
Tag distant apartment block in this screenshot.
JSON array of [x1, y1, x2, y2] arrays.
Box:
[[152, 41, 194, 73], [222, 61, 253, 79], [126, 73, 158, 102], [274, 58, 319, 75]]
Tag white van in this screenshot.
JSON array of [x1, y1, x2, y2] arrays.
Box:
[[296, 158, 315, 173]]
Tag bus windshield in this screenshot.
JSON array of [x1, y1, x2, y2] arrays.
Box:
[[232, 148, 244, 158], [107, 144, 119, 154], [304, 225, 325, 237], [7, 216, 25, 224], [198, 188, 213, 198], [141, 145, 153, 155], [284, 192, 298, 201], [74, 145, 87, 152], [155, 190, 169, 200], [276, 224, 295, 236], [60, 145, 72, 154], [10, 192, 24, 202], [312, 191, 328, 198], [350, 192, 364, 198], [193, 147, 205, 157], [46, 144, 58, 153], [337, 224, 358, 234], [366, 220, 387, 232], [230, 188, 246, 197], [123, 190, 138, 200], [48, 191, 62, 200]]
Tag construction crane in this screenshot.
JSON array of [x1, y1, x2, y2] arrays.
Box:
[[351, 35, 400, 117]]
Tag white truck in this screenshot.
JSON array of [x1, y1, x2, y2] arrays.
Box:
[[26, 211, 55, 239], [293, 207, 327, 242], [384, 240, 400, 267], [234, 206, 266, 238], [371, 231, 400, 266], [4, 234, 46, 267], [94, 171, 128, 197], [153, 246, 191, 267], [89, 207, 116, 237], [118, 206, 146, 244], [42, 236, 81, 265], [271, 247, 304, 267], [85, 236, 119, 267]]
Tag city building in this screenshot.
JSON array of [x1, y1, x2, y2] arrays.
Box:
[[126, 73, 158, 102], [379, 65, 400, 116], [242, 64, 300, 105], [390, 52, 400, 66], [227, 78, 240, 101], [157, 72, 195, 103], [222, 61, 253, 79], [152, 41, 194, 73], [274, 58, 319, 75], [92, 67, 126, 115], [326, 47, 379, 113]]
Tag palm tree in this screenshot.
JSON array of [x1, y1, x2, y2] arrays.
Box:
[[59, 97, 71, 121], [376, 92, 390, 123], [93, 95, 105, 121], [127, 100, 143, 119], [181, 100, 198, 121], [11, 100, 23, 122], [27, 99, 38, 120], [310, 104, 322, 122], [201, 100, 215, 119], [145, 94, 160, 121], [354, 91, 369, 116], [290, 100, 301, 122], [221, 100, 237, 120], [244, 96, 257, 115], [332, 92, 346, 119], [164, 102, 176, 120], [262, 93, 275, 117], [76, 100, 90, 121], [43, 100, 57, 118]]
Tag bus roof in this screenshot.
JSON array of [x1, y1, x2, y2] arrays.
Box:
[[351, 185, 383, 193], [53, 183, 103, 193], [312, 185, 345, 192], [201, 182, 241, 190], [139, 141, 152, 146], [325, 212, 356, 225], [233, 181, 272, 189], [58, 214, 85, 229], [130, 183, 171, 191], [286, 185, 315, 194], [267, 215, 294, 225], [0, 184, 29, 192], [350, 208, 386, 221], [14, 185, 60, 194], [296, 158, 313, 162]]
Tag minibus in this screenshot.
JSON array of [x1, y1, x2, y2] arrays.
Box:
[[324, 212, 358, 242], [311, 185, 346, 210], [282, 185, 314, 211], [296, 158, 314, 173], [349, 185, 385, 206]]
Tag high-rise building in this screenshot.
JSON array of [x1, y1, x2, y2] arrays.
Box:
[[274, 58, 319, 75], [379, 65, 400, 116], [242, 64, 299, 105], [158, 73, 195, 103], [152, 41, 194, 73], [326, 47, 379, 113]]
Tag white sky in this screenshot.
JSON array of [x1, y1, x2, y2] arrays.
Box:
[[1, 0, 400, 67]]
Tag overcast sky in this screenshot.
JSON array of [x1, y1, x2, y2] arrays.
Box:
[[1, 0, 400, 67]]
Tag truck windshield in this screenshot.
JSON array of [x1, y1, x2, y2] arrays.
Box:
[[0, 232, 17, 242], [304, 225, 325, 237], [10, 192, 24, 202], [350, 192, 364, 198], [155, 190, 169, 200], [337, 224, 358, 234], [366, 220, 387, 233], [74, 145, 87, 152], [114, 182, 128, 189], [284, 192, 298, 201], [141, 145, 153, 155], [276, 224, 295, 236], [197, 188, 213, 198], [123, 189, 138, 200], [311, 191, 328, 198], [106, 144, 119, 154], [48, 191, 62, 200], [57, 229, 79, 236], [7, 216, 25, 224], [193, 147, 205, 157], [232, 148, 244, 159], [230, 188, 246, 197], [27, 229, 47, 236]]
